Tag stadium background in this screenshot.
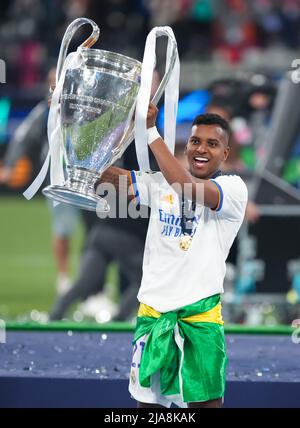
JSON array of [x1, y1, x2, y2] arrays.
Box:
[[1, 0, 300, 326]]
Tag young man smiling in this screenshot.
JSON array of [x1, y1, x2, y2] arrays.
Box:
[[100, 102, 248, 408]]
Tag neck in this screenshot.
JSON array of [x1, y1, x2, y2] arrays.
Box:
[[188, 168, 222, 180]]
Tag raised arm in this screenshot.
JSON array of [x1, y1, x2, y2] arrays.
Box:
[[146, 103, 221, 209]]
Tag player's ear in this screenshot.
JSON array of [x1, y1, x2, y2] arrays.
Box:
[[224, 145, 230, 161]]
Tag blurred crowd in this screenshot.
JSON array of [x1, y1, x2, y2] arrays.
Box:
[[0, 0, 300, 90], [1, 0, 300, 324]]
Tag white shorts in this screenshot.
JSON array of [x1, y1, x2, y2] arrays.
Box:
[[128, 332, 187, 408]]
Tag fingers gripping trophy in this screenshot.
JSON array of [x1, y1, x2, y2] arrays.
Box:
[[24, 18, 180, 211]]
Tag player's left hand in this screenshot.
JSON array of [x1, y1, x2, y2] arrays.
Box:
[[147, 102, 158, 129]]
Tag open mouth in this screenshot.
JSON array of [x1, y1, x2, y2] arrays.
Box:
[[193, 156, 209, 168]]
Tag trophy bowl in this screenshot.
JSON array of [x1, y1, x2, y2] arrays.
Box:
[[42, 18, 178, 211], [43, 47, 141, 211]]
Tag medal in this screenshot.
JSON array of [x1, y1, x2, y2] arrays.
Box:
[[178, 172, 222, 251], [179, 197, 195, 251], [179, 235, 193, 251]]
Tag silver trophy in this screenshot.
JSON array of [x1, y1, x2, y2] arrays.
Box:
[[43, 18, 178, 211]]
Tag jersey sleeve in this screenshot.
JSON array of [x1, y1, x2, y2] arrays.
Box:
[[129, 171, 164, 207], [210, 175, 248, 221]]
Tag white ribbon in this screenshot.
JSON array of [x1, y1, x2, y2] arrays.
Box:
[[24, 27, 180, 198], [23, 51, 83, 200], [134, 26, 180, 171]]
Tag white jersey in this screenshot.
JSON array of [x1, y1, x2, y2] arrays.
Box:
[[130, 171, 248, 313]]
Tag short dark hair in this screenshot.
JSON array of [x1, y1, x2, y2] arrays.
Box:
[[192, 113, 230, 140]]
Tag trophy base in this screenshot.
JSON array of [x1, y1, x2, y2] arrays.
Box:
[[42, 167, 110, 212], [43, 185, 109, 212]]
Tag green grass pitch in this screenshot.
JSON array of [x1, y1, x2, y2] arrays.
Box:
[[0, 196, 84, 320]]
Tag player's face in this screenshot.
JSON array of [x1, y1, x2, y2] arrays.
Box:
[[185, 124, 229, 179]]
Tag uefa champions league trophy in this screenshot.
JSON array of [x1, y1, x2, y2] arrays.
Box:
[[42, 18, 178, 211]]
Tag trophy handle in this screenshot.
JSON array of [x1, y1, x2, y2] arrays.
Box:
[[150, 28, 178, 106], [112, 29, 178, 160], [56, 17, 100, 83]]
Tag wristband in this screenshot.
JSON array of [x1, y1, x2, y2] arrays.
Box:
[[147, 126, 161, 146]]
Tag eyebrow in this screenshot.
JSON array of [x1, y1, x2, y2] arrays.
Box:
[[189, 136, 220, 143]]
